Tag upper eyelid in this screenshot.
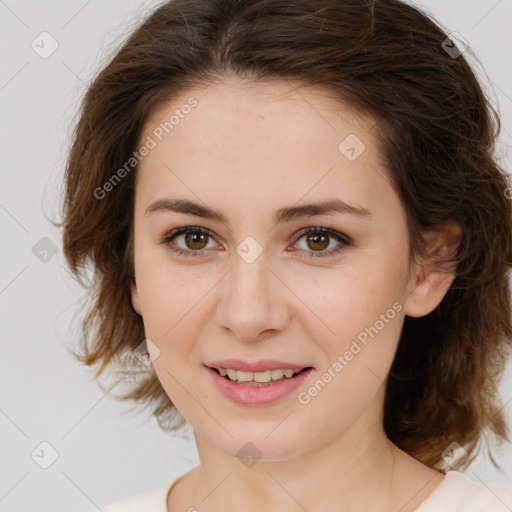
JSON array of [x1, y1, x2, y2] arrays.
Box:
[[294, 226, 351, 243]]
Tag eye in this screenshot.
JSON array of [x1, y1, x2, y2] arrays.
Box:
[[160, 226, 218, 257], [160, 225, 352, 259], [291, 226, 352, 258]]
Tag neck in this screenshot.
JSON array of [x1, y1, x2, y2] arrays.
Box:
[[176, 390, 441, 512], [196, 431, 395, 511]]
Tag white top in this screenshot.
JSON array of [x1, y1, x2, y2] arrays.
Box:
[[97, 470, 512, 512]]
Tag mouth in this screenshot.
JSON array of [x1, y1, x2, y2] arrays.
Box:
[[208, 366, 314, 387], [205, 361, 315, 405]]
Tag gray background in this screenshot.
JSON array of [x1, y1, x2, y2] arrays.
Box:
[[1, 0, 511, 510]]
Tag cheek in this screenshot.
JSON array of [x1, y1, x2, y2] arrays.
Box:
[[294, 273, 405, 440], [134, 244, 202, 334], [292, 255, 407, 410], [134, 263, 220, 379], [294, 259, 404, 344]]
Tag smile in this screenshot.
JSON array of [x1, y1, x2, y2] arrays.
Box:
[[212, 367, 307, 386], [206, 364, 314, 405]]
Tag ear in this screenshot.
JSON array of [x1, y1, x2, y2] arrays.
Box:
[[130, 280, 142, 315], [404, 220, 462, 318]]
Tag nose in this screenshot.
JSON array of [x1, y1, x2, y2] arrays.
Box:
[[215, 250, 290, 343]]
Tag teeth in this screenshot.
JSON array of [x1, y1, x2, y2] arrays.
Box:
[[236, 370, 253, 382], [216, 367, 304, 384], [271, 369, 284, 380]]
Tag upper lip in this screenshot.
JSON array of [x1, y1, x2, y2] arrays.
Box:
[[206, 359, 312, 372]]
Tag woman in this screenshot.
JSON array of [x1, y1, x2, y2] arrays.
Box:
[[58, 0, 512, 510]]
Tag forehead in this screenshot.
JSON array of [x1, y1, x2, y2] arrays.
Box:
[[142, 77, 371, 150], [134, 78, 395, 224]]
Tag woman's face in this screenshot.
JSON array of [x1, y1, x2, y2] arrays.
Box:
[[130, 78, 418, 461]]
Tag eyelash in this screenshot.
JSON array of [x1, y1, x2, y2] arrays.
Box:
[[160, 226, 352, 259]]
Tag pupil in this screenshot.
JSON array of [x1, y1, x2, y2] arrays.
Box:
[[186, 232, 207, 249], [308, 233, 328, 251]]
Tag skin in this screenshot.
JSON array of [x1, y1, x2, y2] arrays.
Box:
[[130, 76, 461, 511]]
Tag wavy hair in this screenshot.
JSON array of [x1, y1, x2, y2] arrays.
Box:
[[56, 0, 512, 470]]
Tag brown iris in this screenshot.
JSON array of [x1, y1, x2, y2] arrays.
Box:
[[185, 232, 209, 250], [306, 233, 329, 251]]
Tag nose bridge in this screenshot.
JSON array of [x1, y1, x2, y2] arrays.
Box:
[[231, 247, 269, 300], [215, 245, 288, 341]]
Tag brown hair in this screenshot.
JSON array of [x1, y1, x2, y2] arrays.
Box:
[[55, 0, 512, 470]]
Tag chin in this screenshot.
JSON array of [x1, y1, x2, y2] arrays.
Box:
[[210, 427, 308, 463]]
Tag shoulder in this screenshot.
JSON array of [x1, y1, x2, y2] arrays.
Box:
[[416, 470, 512, 512], [92, 479, 175, 512]]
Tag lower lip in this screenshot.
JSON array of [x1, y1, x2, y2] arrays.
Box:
[[206, 366, 313, 406]]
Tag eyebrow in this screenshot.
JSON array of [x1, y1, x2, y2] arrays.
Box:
[[144, 198, 372, 225]]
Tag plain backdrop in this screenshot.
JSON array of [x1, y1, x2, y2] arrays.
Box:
[[1, 0, 511, 510]]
